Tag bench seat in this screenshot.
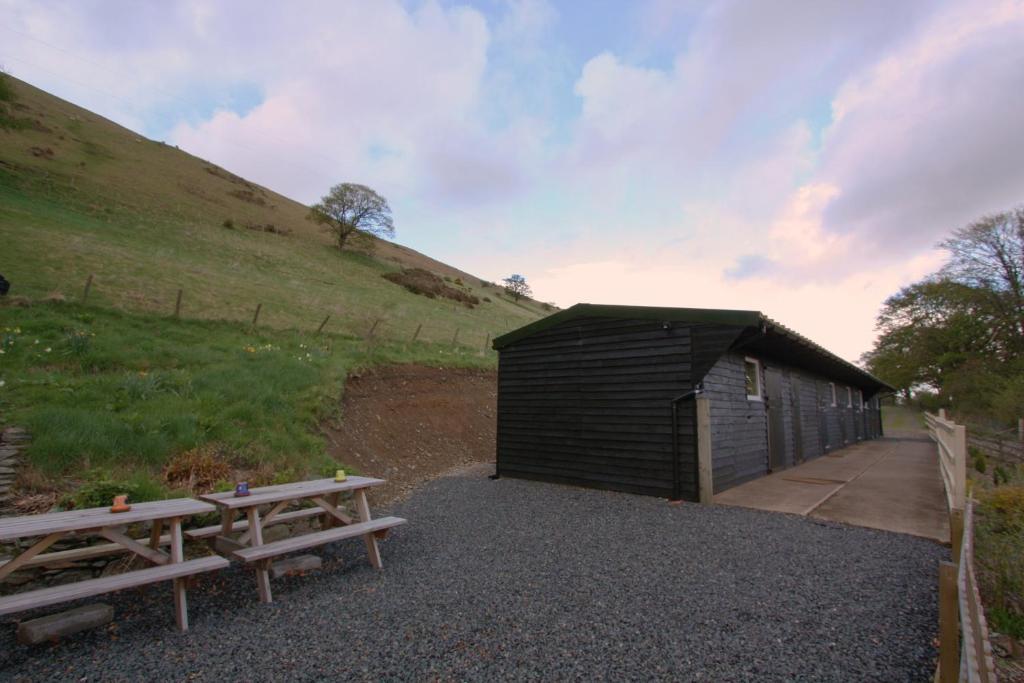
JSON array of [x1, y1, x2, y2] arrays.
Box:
[[0, 556, 230, 617], [186, 507, 324, 540], [233, 517, 406, 563]]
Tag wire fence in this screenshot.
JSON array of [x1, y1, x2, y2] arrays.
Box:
[[69, 272, 520, 355]]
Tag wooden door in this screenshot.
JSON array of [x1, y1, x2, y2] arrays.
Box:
[[765, 367, 787, 472], [790, 379, 804, 464]]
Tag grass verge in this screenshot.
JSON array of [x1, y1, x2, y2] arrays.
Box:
[[0, 299, 493, 507]]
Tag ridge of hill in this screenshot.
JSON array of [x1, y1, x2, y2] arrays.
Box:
[[0, 75, 548, 346]]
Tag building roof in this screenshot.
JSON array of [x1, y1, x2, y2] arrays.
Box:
[[492, 303, 893, 394]]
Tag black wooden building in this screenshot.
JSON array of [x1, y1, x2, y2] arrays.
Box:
[[492, 304, 892, 501]]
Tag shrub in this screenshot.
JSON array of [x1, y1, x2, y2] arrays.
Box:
[[120, 371, 169, 401], [975, 485, 1024, 638], [62, 329, 92, 357], [222, 218, 235, 229], [67, 473, 167, 509], [381, 268, 480, 308], [454, 277, 463, 286], [994, 466, 1012, 486], [972, 448, 988, 474], [164, 444, 232, 493], [482, 297, 492, 303]]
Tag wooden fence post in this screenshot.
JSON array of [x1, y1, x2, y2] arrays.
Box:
[[82, 274, 94, 303], [696, 396, 714, 503], [316, 315, 330, 334], [174, 289, 183, 318], [251, 303, 262, 328], [953, 423, 967, 509], [483, 333, 490, 351], [411, 323, 422, 343], [451, 328, 460, 347], [950, 508, 964, 564], [367, 319, 380, 339], [938, 561, 959, 683]]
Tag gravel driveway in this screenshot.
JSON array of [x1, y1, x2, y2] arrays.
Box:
[[0, 469, 944, 682]]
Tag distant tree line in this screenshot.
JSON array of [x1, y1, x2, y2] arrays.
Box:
[[862, 207, 1024, 426]]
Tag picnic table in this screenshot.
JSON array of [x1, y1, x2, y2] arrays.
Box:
[[195, 476, 405, 603], [0, 499, 228, 631]]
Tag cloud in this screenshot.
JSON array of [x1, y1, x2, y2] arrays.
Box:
[[784, 0, 1024, 271]]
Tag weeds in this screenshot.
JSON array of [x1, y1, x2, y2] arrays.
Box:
[[975, 481, 1024, 639]]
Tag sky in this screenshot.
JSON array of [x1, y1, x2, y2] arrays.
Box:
[[2, 0, 1023, 361]]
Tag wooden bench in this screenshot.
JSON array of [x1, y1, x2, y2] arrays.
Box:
[[185, 507, 323, 540], [231, 517, 406, 563], [0, 498, 225, 631], [0, 556, 228, 617], [199, 476, 406, 603]]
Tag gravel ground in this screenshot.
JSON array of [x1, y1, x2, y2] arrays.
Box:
[[0, 470, 944, 682]]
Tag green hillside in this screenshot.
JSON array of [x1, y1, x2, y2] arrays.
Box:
[[0, 75, 548, 346], [0, 74, 541, 505]]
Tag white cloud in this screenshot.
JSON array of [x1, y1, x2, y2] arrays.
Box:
[[786, 0, 1024, 269]]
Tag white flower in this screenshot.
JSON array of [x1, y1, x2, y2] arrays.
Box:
[[44, 347, 51, 353], [0, 380, 5, 387], [34, 339, 39, 345]]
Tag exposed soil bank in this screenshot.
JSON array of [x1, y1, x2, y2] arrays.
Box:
[[321, 364, 496, 503]]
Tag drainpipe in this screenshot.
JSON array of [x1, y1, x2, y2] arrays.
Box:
[[670, 383, 704, 501]]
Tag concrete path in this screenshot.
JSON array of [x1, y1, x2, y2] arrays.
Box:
[[714, 431, 950, 543]]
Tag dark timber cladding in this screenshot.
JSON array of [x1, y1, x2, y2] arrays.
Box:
[[493, 304, 893, 501]]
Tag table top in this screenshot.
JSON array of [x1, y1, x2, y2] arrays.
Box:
[[0, 498, 217, 542], [199, 476, 385, 510]]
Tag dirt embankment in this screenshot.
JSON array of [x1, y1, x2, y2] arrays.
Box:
[[322, 365, 497, 504]]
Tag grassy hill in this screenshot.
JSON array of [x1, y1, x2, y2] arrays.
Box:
[[0, 75, 548, 345], [0, 74, 541, 506]]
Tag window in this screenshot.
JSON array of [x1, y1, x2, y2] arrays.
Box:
[[846, 387, 853, 408], [858, 391, 865, 411], [829, 382, 837, 407], [744, 357, 762, 400]]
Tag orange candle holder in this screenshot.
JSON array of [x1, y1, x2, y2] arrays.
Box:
[[110, 495, 131, 513]]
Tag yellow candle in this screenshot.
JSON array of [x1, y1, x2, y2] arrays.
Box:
[[335, 469, 347, 482]]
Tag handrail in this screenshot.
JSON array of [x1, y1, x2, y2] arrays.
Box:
[[927, 411, 997, 683], [925, 410, 967, 512], [957, 500, 997, 683]]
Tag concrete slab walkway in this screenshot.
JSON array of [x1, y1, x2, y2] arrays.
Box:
[[713, 431, 950, 543]]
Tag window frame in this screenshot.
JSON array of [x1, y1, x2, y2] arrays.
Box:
[[829, 382, 837, 407], [846, 387, 853, 408], [743, 357, 763, 401]]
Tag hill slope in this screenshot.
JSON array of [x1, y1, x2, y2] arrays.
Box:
[[0, 75, 548, 346]]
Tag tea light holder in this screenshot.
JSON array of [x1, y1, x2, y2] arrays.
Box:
[[110, 495, 131, 513], [334, 469, 347, 482], [234, 481, 251, 497]]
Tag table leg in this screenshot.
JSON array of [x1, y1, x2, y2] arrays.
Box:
[[323, 492, 340, 530], [353, 489, 382, 570], [246, 507, 273, 603], [149, 519, 164, 550], [169, 517, 188, 632], [220, 508, 235, 535]]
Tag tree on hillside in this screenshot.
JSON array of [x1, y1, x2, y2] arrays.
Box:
[[503, 274, 532, 301], [307, 183, 395, 252]]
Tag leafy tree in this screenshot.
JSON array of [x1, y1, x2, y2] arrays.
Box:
[[864, 206, 1024, 424], [503, 274, 531, 301], [307, 183, 395, 252]]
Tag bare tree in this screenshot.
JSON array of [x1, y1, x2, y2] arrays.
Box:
[[503, 274, 532, 301], [939, 206, 1024, 343], [308, 183, 395, 251]]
